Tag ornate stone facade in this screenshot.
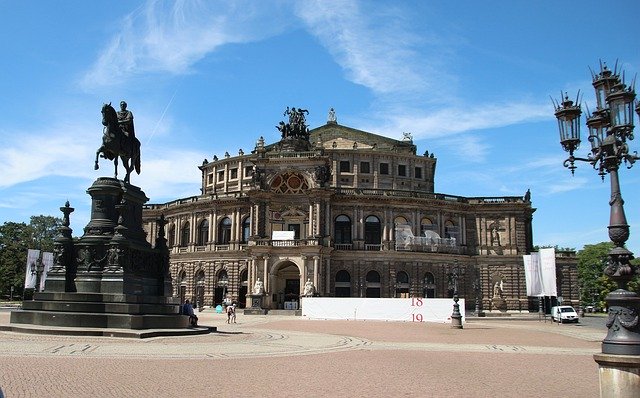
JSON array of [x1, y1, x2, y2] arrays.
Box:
[[142, 116, 578, 311]]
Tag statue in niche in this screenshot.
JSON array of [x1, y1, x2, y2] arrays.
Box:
[[490, 222, 502, 247], [493, 279, 504, 299], [253, 278, 265, 295], [303, 278, 316, 297]]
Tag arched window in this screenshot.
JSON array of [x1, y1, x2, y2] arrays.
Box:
[[197, 219, 209, 246], [424, 272, 436, 298], [180, 222, 190, 247], [364, 215, 381, 245], [214, 270, 229, 305], [218, 217, 232, 244], [365, 270, 381, 298], [334, 215, 352, 244], [420, 217, 436, 236], [394, 216, 408, 226], [178, 270, 187, 303], [195, 270, 205, 308], [396, 271, 410, 298], [241, 217, 251, 243], [444, 220, 459, 242], [168, 225, 175, 248], [335, 270, 351, 297]]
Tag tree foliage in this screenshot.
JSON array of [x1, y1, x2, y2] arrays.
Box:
[[577, 241, 640, 309], [0, 215, 62, 300]]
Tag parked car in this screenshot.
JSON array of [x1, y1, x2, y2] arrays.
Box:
[[550, 306, 579, 323]]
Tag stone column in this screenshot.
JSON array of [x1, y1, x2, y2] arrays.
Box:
[[315, 202, 321, 236], [263, 256, 269, 293], [313, 256, 320, 289], [300, 255, 308, 294], [306, 203, 312, 237], [325, 258, 331, 295]]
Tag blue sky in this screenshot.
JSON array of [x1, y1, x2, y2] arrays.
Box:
[[1, 0, 639, 255]]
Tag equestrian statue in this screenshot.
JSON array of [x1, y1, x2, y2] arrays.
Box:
[[95, 101, 141, 184]]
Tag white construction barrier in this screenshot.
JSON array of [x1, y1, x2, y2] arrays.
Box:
[[301, 297, 465, 324]]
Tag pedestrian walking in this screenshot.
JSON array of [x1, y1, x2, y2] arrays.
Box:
[[226, 303, 234, 324]]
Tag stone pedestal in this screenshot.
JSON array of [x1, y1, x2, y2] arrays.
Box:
[[10, 178, 194, 334], [491, 297, 507, 312], [594, 353, 640, 398], [244, 294, 267, 315]]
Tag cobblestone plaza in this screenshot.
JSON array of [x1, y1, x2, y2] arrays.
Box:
[[0, 310, 603, 397]]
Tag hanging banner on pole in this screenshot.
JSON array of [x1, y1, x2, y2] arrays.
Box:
[[539, 248, 558, 297], [39, 251, 54, 291], [24, 249, 40, 289], [523, 253, 542, 296]]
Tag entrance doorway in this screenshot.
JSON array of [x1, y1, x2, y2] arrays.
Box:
[[273, 261, 301, 309]]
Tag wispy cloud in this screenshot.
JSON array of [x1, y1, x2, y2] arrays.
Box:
[[81, 0, 291, 89], [295, 1, 452, 97], [545, 176, 590, 195], [136, 148, 207, 202], [373, 101, 551, 140], [0, 123, 96, 188]]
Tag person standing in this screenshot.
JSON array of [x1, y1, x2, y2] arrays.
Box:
[[226, 303, 234, 324]]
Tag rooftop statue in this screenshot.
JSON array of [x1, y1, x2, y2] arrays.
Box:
[[95, 102, 141, 184], [278, 107, 310, 140], [327, 107, 337, 123]]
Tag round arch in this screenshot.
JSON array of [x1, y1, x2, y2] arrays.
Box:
[[269, 260, 303, 309], [365, 270, 381, 298], [335, 269, 351, 297]]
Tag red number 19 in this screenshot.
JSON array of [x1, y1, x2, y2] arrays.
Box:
[[412, 313, 424, 322]]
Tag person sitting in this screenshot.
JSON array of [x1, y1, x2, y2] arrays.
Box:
[[183, 299, 198, 326]]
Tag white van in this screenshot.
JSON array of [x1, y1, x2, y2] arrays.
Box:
[[550, 306, 579, 323]]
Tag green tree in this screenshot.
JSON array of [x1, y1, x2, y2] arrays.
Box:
[[578, 241, 640, 309], [0, 215, 62, 300], [0, 222, 32, 299], [29, 215, 62, 252]]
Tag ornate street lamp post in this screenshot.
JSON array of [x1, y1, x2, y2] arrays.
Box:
[[554, 61, 640, 394], [448, 260, 463, 329]]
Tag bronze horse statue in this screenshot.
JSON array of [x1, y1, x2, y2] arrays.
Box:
[[95, 103, 141, 183]]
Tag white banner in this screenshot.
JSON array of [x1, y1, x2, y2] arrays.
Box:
[[301, 297, 465, 324], [523, 249, 558, 297], [539, 248, 558, 297], [523, 253, 542, 296], [39, 252, 54, 291], [24, 249, 40, 289]]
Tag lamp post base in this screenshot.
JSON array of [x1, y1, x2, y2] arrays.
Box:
[[594, 353, 640, 398], [451, 314, 463, 329]]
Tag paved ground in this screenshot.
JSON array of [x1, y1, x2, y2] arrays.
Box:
[[0, 310, 606, 397]]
